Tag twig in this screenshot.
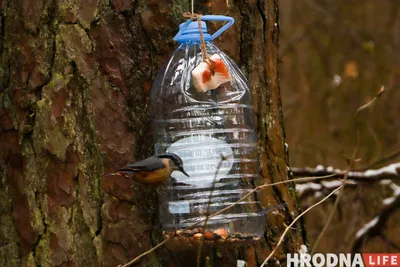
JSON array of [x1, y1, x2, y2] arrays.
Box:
[[188, 173, 343, 229], [117, 173, 342, 266], [196, 155, 226, 267], [355, 146, 400, 171], [296, 180, 357, 199], [351, 181, 400, 252], [292, 162, 400, 181], [355, 86, 384, 116], [260, 184, 345, 267], [311, 85, 384, 254], [310, 131, 359, 254], [366, 123, 382, 166]]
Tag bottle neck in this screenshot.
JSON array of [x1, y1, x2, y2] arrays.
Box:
[[177, 35, 212, 44], [178, 40, 213, 46]]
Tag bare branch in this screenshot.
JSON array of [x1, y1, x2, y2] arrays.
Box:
[[292, 162, 400, 182], [260, 184, 345, 266], [355, 146, 400, 171], [310, 130, 359, 254], [355, 85, 384, 116], [296, 180, 357, 199], [351, 180, 400, 252], [196, 155, 226, 267], [312, 86, 385, 254]]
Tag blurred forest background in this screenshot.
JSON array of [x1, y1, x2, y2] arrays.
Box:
[[278, 0, 400, 254]]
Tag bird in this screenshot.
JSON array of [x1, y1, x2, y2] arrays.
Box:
[[117, 153, 189, 184]]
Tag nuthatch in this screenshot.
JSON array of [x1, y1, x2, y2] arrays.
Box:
[[117, 153, 189, 184]]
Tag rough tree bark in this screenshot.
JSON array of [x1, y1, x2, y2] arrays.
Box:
[[0, 0, 306, 266]]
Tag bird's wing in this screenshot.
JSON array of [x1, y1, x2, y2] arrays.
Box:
[[118, 156, 166, 172]]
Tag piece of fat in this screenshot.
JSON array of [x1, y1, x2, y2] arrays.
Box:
[[192, 54, 231, 92]]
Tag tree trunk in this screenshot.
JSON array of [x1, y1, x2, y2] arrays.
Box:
[[0, 0, 305, 266]]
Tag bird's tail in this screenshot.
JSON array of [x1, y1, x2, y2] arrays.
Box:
[[103, 166, 136, 179], [115, 168, 135, 177]]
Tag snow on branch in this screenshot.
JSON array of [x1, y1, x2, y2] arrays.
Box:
[[293, 164, 400, 253], [296, 180, 357, 198], [292, 162, 400, 182], [352, 180, 400, 252]]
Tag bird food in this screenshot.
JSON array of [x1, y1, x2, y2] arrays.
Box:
[[165, 228, 258, 242], [192, 54, 231, 92], [163, 228, 260, 251]]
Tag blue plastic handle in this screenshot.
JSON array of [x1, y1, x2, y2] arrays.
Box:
[[173, 15, 234, 42], [202, 15, 235, 40]]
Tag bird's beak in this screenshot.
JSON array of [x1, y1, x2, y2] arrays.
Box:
[[179, 167, 189, 177]]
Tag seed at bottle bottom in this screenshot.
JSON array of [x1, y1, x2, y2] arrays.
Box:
[[169, 228, 258, 242], [163, 230, 260, 252], [204, 231, 214, 240], [213, 228, 228, 240], [193, 233, 203, 239]]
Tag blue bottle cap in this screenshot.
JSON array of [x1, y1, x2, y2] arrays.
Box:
[[173, 15, 235, 44], [175, 21, 211, 43]]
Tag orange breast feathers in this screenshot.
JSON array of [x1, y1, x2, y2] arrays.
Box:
[[134, 158, 172, 184], [192, 54, 231, 92]]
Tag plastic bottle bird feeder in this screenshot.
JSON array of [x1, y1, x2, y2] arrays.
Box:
[[149, 15, 265, 249]]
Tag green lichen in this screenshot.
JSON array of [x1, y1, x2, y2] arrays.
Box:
[[171, 0, 190, 21], [57, 0, 78, 22], [32, 71, 81, 161], [0, 162, 20, 267], [25, 253, 37, 267], [1, 92, 19, 130], [92, 235, 104, 265], [47, 72, 72, 93], [71, 203, 100, 266], [79, 162, 103, 236], [56, 24, 94, 83], [26, 26, 55, 89], [32, 98, 52, 157], [34, 230, 51, 266], [35, 116, 67, 161], [52, 131, 70, 160]]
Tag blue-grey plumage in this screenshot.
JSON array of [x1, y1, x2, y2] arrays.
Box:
[[117, 153, 189, 184]]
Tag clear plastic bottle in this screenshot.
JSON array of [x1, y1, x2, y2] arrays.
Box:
[[149, 16, 265, 239]]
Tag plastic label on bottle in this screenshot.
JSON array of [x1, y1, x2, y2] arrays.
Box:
[[166, 135, 234, 187], [168, 201, 190, 214]]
